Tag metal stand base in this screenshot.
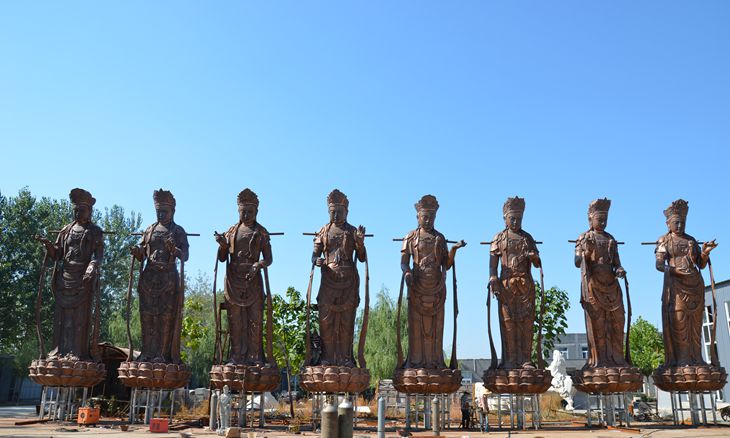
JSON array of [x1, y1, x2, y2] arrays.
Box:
[[585, 392, 631, 428], [128, 388, 177, 424], [39, 386, 89, 421], [669, 391, 718, 426], [491, 393, 541, 430]]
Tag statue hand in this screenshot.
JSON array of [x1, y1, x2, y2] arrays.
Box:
[[82, 263, 97, 286], [130, 245, 143, 258], [245, 262, 261, 280], [34, 235, 53, 249], [615, 267, 626, 279], [529, 252, 542, 267], [702, 239, 718, 256], [314, 258, 325, 267], [214, 233, 228, 249], [489, 277, 502, 297], [404, 271, 413, 286], [355, 225, 366, 246], [165, 238, 179, 255], [454, 240, 467, 250]]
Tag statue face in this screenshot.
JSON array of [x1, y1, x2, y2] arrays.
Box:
[[156, 205, 174, 224], [667, 217, 685, 234], [239, 204, 257, 226], [504, 213, 523, 232], [72, 204, 91, 224], [329, 205, 347, 225], [590, 213, 608, 232], [417, 210, 436, 231]]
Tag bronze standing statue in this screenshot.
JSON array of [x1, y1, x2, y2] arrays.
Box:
[[483, 196, 551, 394], [209, 189, 280, 393], [299, 189, 370, 394], [652, 199, 727, 392], [118, 189, 191, 389], [569, 199, 642, 393], [393, 195, 464, 394], [28, 188, 105, 388]]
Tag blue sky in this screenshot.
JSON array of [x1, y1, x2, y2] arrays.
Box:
[[2, 1, 729, 359]]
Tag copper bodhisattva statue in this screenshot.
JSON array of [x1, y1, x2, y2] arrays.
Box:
[[118, 189, 191, 389], [483, 196, 551, 394], [209, 189, 280, 393], [299, 189, 370, 393], [570, 199, 641, 393], [29, 188, 106, 387], [393, 195, 464, 394], [652, 199, 726, 391]]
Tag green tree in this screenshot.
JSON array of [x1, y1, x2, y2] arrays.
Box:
[[268, 287, 316, 415], [181, 272, 216, 387], [355, 287, 408, 388], [533, 284, 570, 365], [97, 205, 142, 341], [629, 316, 664, 377]]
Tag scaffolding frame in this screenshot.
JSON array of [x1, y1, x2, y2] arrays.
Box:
[[39, 386, 89, 421], [585, 392, 631, 428], [491, 393, 541, 430], [669, 390, 718, 426]]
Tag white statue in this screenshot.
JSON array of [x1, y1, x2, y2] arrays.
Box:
[[547, 350, 575, 411], [218, 385, 232, 436]]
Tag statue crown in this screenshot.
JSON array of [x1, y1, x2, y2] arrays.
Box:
[[69, 188, 96, 207], [503, 196, 525, 216], [237, 188, 259, 207], [327, 189, 349, 207], [153, 188, 176, 208], [414, 194, 439, 212], [664, 199, 689, 219], [588, 198, 611, 216]]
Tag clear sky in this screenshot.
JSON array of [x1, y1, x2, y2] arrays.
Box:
[[2, 1, 729, 359]]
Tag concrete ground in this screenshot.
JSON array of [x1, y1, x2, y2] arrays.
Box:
[[2, 416, 730, 438]]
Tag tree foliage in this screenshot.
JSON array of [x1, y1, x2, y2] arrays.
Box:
[[629, 316, 664, 377], [533, 283, 570, 364], [269, 287, 315, 374], [355, 287, 408, 388]]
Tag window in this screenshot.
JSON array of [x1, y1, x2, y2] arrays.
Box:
[[703, 306, 717, 362], [581, 347, 589, 359], [725, 301, 730, 337]]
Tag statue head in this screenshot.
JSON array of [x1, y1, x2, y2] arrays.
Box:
[[153, 189, 176, 225], [588, 198, 610, 233], [69, 188, 95, 224], [503, 196, 525, 232], [237, 188, 259, 226], [415, 195, 439, 232], [664, 199, 688, 235], [327, 189, 349, 226]]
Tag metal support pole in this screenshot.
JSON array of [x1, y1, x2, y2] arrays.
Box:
[[689, 391, 700, 426], [423, 395, 431, 430], [586, 393, 592, 428], [157, 389, 163, 419], [509, 394, 514, 429], [669, 391, 677, 425], [431, 395, 440, 436], [711, 393, 718, 425], [497, 394, 502, 429], [239, 392, 246, 428], [259, 392, 265, 428], [678, 392, 685, 425], [405, 394, 411, 431], [377, 395, 385, 438], [699, 391, 707, 426]]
